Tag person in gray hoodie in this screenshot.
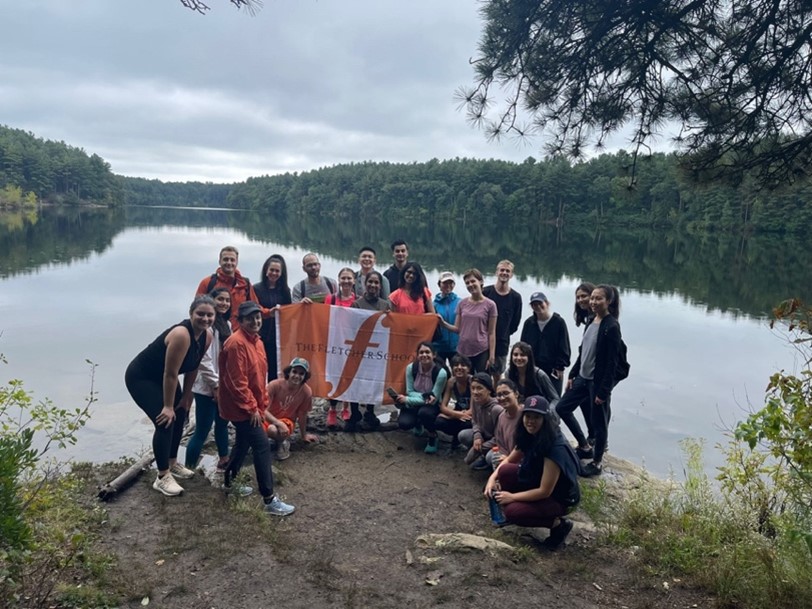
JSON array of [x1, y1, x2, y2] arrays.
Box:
[[458, 372, 504, 470]]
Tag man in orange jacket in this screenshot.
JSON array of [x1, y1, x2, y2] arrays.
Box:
[[195, 246, 262, 328]]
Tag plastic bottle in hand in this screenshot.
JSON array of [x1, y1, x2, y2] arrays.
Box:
[[490, 445, 502, 470], [488, 482, 507, 526]]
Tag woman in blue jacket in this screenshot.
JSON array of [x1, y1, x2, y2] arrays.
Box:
[[433, 271, 460, 366]]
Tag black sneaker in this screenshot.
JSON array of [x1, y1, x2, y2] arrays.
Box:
[[575, 446, 594, 460], [580, 461, 603, 477], [542, 517, 573, 550]]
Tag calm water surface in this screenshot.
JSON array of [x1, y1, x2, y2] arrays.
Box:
[[0, 206, 806, 477]]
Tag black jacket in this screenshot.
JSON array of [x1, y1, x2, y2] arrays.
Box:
[[569, 315, 621, 402], [520, 312, 571, 375]]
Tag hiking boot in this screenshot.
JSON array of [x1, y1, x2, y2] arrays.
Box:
[[470, 456, 490, 470], [276, 439, 291, 461], [363, 409, 380, 430], [153, 473, 183, 496], [264, 495, 295, 517], [345, 405, 362, 432], [413, 424, 425, 437], [464, 447, 479, 465], [170, 462, 195, 479], [580, 461, 603, 477], [575, 446, 594, 460], [543, 517, 573, 550], [424, 436, 438, 454], [326, 408, 338, 428]]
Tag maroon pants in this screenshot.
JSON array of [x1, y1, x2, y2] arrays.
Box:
[[496, 463, 566, 528]]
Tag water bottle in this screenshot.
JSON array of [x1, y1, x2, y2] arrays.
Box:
[[490, 445, 502, 470], [488, 483, 507, 526]]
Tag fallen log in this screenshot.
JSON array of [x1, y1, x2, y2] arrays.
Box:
[[97, 417, 197, 501], [97, 452, 155, 501]]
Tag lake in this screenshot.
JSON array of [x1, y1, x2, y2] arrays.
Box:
[[1, 205, 809, 478]]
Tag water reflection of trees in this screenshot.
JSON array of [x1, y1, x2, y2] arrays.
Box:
[[0, 207, 125, 279], [2, 206, 809, 318]]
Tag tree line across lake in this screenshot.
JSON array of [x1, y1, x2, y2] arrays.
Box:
[[3, 205, 811, 319], [3, 124, 812, 234]]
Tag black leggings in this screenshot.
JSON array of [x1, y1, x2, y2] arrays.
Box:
[[434, 415, 472, 444], [466, 350, 489, 374], [556, 376, 611, 463], [125, 362, 186, 472], [397, 404, 440, 432]]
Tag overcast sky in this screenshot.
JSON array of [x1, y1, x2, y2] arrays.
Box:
[[1, 0, 636, 183]]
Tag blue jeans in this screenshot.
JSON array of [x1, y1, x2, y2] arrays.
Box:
[[225, 419, 275, 499], [556, 376, 611, 463], [185, 393, 230, 468]]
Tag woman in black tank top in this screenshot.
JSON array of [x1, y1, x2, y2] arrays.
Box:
[[125, 296, 214, 497], [435, 354, 474, 448]]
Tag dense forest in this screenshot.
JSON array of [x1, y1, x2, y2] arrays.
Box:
[[0, 125, 120, 206], [226, 155, 812, 233], [3, 124, 812, 234], [117, 176, 231, 208]]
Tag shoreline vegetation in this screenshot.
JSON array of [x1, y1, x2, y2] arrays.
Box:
[[4, 124, 812, 235]]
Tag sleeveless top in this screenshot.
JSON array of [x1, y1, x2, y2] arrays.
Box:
[[451, 380, 471, 412], [129, 319, 207, 380]]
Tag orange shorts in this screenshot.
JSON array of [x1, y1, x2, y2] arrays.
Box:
[[262, 417, 295, 435]]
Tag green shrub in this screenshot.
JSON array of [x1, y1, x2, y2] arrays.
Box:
[[0, 354, 98, 607]]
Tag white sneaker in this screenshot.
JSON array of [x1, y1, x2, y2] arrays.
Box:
[[153, 473, 184, 496], [264, 495, 295, 516], [276, 439, 291, 461], [170, 463, 195, 479]]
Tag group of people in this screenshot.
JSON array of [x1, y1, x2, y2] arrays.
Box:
[[126, 240, 626, 549]]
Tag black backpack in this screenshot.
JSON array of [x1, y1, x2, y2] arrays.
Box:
[[614, 339, 630, 384], [206, 273, 251, 299]]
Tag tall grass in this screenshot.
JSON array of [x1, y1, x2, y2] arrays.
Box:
[[606, 439, 812, 609]]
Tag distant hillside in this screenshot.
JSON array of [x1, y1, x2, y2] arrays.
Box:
[[116, 176, 232, 208], [226, 155, 812, 233], [0, 125, 120, 206], [5, 124, 812, 233]]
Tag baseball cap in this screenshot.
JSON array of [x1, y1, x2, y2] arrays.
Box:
[[529, 291, 548, 304], [237, 301, 262, 317], [287, 357, 310, 373], [523, 395, 551, 415]]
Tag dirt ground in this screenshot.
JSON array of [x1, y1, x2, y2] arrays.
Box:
[[89, 415, 716, 609]]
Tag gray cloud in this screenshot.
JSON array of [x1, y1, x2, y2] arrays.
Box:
[[0, 0, 573, 182]]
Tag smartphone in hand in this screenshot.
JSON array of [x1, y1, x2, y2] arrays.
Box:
[[386, 387, 399, 401]]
